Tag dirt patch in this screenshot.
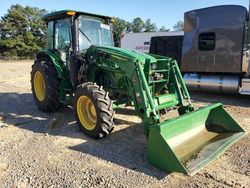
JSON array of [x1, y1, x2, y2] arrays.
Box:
[[0, 61, 249, 187]]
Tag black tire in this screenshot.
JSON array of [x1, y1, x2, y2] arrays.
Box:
[[74, 82, 114, 139], [31, 58, 62, 112]]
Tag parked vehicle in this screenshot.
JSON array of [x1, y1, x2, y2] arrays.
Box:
[[149, 35, 183, 67], [181, 5, 250, 95], [121, 31, 183, 53]]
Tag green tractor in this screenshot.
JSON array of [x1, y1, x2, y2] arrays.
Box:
[[31, 10, 245, 175]]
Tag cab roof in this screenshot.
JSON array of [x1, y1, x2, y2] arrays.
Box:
[[43, 10, 112, 22]]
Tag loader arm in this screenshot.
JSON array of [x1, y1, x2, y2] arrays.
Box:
[[85, 46, 245, 175], [85, 46, 194, 134]]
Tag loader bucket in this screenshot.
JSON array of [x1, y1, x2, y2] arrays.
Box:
[[147, 103, 245, 176]]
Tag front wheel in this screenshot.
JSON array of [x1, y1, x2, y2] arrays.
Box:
[[74, 82, 114, 139]]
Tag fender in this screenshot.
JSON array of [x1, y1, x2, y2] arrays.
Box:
[[36, 49, 67, 79]]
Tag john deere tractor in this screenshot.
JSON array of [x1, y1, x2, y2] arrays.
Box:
[[31, 10, 245, 175]]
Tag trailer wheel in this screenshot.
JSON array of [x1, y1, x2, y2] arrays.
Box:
[[74, 82, 114, 139]]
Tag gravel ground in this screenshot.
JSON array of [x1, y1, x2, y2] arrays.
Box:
[[0, 61, 249, 187]]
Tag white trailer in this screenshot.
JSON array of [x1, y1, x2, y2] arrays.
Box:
[[121, 31, 184, 53]]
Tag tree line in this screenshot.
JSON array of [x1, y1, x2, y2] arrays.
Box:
[[0, 4, 183, 58], [0, 5, 47, 58]]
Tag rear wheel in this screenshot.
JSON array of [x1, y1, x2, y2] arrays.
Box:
[[31, 58, 62, 112], [74, 82, 114, 139]]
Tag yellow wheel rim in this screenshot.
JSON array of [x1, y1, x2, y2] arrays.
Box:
[[77, 96, 97, 130], [34, 71, 46, 101]]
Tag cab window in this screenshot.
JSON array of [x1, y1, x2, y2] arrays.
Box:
[[46, 21, 54, 49], [54, 18, 72, 61]]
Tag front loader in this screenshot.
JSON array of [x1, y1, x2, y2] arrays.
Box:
[[30, 10, 245, 175]]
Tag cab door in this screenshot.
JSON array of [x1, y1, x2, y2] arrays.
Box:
[[54, 18, 72, 63]]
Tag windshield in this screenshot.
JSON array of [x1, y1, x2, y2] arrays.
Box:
[[78, 16, 113, 50]]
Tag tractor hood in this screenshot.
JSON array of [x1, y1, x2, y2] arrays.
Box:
[[87, 45, 158, 63]]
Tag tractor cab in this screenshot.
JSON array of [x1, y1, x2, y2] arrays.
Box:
[[43, 10, 113, 61], [42, 10, 114, 87]]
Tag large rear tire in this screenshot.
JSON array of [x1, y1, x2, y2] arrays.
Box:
[[74, 82, 114, 139], [31, 58, 62, 112]]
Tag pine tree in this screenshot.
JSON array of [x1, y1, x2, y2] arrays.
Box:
[[0, 4, 47, 57]]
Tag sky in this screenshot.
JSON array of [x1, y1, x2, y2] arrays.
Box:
[[0, 0, 249, 30]]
